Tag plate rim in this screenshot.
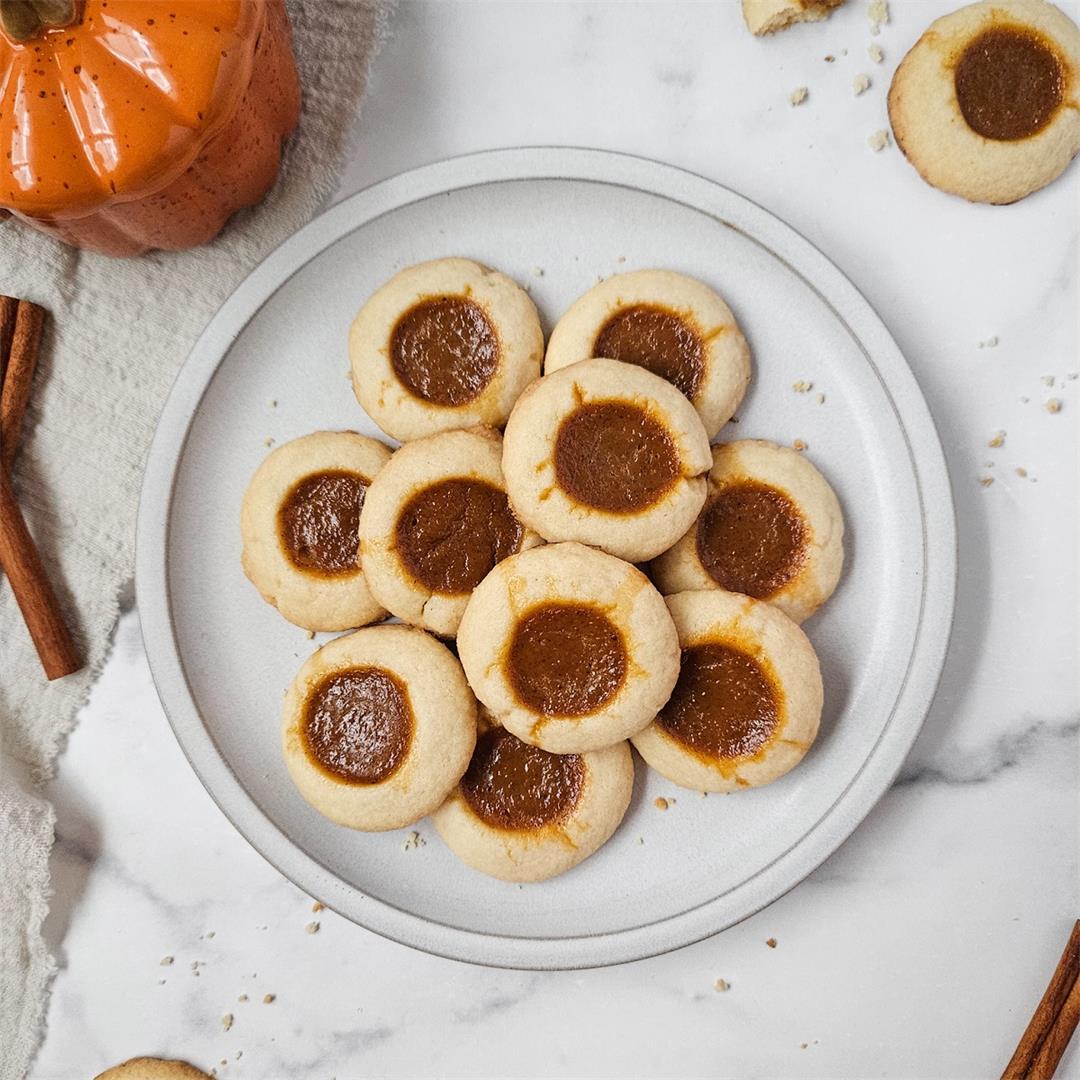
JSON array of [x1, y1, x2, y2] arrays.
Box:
[[135, 146, 957, 970]]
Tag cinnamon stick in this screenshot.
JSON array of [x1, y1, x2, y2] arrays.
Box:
[[0, 299, 45, 469], [0, 294, 17, 389], [1002, 921, 1080, 1080], [0, 465, 82, 679]]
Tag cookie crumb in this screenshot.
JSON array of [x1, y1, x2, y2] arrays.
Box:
[[191, 960, 203, 976], [1067, 372, 1078, 381], [792, 380, 813, 393], [159, 955, 174, 966], [402, 830, 426, 851], [305, 920, 320, 934], [868, 129, 891, 151], [853, 73, 870, 95], [1041, 374, 1055, 387], [801, 1043, 809, 1050], [714, 978, 731, 992], [222, 1013, 234, 1032], [766, 937, 778, 948], [238, 993, 249, 1003], [789, 86, 808, 106], [988, 431, 1005, 448], [263, 993, 276, 1004], [816, 392, 826, 404], [1046, 398, 1063, 414], [824, 54, 835, 62], [638, 836, 645, 845], [305, 629, 315, 640], [793, 439, 808, 451], [205, 931, 216, 940], [263, 437, 274, 448], [1015, 467, 1028, 478], [531, 266, 544, 278], [311, 901, 325, 913], [654, 797, 669, 811], [1020, 396, 1030, 404], [868, 0, 889, 34], [979, 476, 994, 487], [868, 43, 884, 63], [978, 335, 999, 348], [270, 399, 278, 407], [617, 255, 626, 263]]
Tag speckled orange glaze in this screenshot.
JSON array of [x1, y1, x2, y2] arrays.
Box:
[[0, 0, 300, 256]]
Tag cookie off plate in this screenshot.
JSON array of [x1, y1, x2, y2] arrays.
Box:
[[136, 148, 955, 969]]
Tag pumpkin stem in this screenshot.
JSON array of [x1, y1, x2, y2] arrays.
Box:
[[0, 0, 76, 42]]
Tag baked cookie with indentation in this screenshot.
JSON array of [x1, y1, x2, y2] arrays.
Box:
[[241, 431, 393, 631], [95, 1060, 211, 1080], [889, 0, 1080, 204], [632, 589, 823, 792], [358, 426, 542, 637], [742, 0, 846, 36], [349, 257, 544, 441], [282, 624, 477, 831], [651, 440, 843, 624], [544, 270, 751, 438], [457, 542, 680, 754], [433, 710, 634, 882], [502, 358, 712, 563]]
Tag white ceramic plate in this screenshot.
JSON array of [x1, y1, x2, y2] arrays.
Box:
[[137, 148, 955, 969]]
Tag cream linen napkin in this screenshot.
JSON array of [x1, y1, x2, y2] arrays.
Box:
[[0, 4, 393, 1076]]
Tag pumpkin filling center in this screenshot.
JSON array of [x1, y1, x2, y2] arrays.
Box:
[[554, 400, 681, 513], [658, 642, 780, 760], [390, 295, 499, 406], [954, 25, 1064, 141], [278, 470, 367, 576], [696, 480, 807, 599], [594, 303, 705, 399], [507, 601, 627, 717], [302, 667, 413, 784], [394, 477, 524, 594], [461, 727, 585, 830]]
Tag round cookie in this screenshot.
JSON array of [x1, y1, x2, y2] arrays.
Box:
[[651, 440, 844, 624], [632, 589, 823, 793], [433, 711, 634, 882], [502, 357, 712, 563], [241, 431, 392, 632], [282, 624, 477, 831], [349, 257, 544, 441], [457, 542, 680, 754], [95, 1060, 211, 1080], [543, 269, 751, 438], [359, 426, 542, 637], [888, 0, 1080, 204]]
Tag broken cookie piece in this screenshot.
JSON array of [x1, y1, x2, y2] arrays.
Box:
[[742, 0, 847, 36]]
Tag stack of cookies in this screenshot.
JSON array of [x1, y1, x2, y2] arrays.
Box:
[[240, 257, 845, 883]]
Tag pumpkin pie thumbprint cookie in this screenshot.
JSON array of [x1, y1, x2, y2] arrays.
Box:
[[543, 270, 751, 438], [95, 1060, 211, 1080], [457, 542, 680, 754], [358, 426, 542, 637], [282, 625, 477, 830], [889, 0, 1080, 204], [433, 709, 634, 882], [632, 590, 823, 793], [349, 258, 544, 441], [651, 440, 844, 624], [502, 358, 712, 563], [241, 431, 392, 631]]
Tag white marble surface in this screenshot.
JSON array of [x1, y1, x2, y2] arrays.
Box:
[[30, 1, 1080, 1077]]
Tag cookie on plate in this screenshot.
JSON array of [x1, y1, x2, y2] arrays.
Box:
[[742, 0, 847, 36], [241, 431, 392, 631], [433, 710, 634, 882], [349, 257, 543, 441], [544, 270, 751, 438], [95, 1060, 211, 1080], [889, 0, 1080, 203], [632, 590, 823, 793], [502, 358, 712, 563], [651, 440, 843, 624], [359, 426, 541, 637], [457, 542, 680, 754], [282, 625, 477, 831]]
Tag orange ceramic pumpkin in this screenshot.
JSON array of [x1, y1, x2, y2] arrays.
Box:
[[0, 0, 301, 256]]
